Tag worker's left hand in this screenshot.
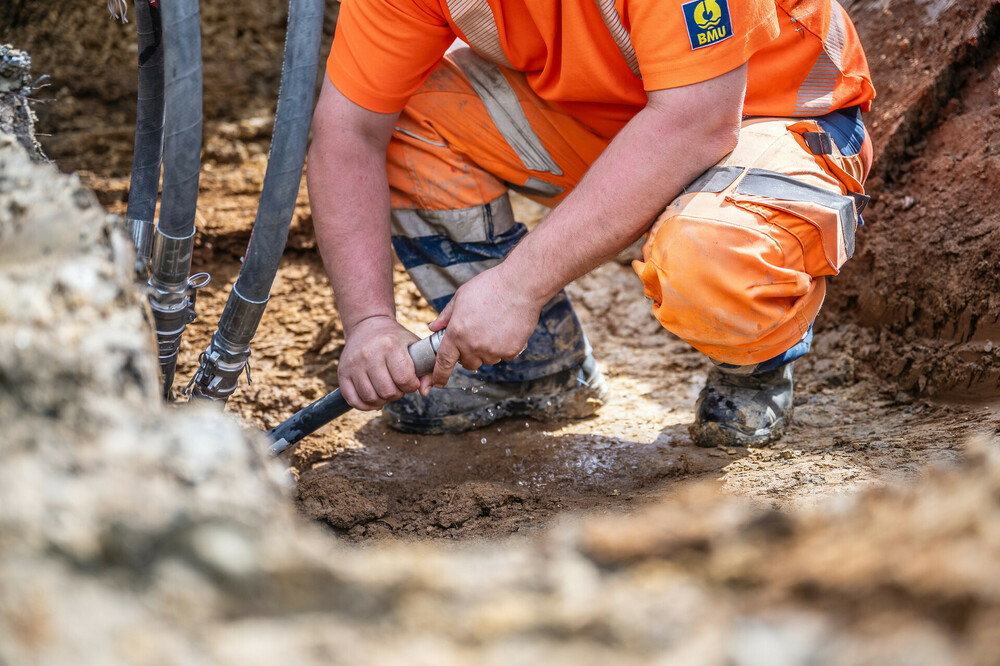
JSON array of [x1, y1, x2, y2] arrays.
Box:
[[427, 264, 543, 387]]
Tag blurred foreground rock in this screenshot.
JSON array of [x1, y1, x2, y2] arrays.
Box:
[[2, 116, 1000, 664]]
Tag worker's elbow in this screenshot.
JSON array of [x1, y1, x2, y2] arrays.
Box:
[[699, 97, 743, 159], [708, 115, 741, 161]]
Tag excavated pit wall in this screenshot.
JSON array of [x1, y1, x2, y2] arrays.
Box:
[[829, 0, 1000, 398]]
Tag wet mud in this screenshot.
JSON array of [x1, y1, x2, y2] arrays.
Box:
[[9, 0, 1000, 543]]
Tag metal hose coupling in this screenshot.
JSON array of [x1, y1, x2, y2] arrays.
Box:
[[187, 289, 268, 404], [148, 230, 210, 398]]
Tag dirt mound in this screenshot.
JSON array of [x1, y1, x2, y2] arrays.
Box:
[[830, 0, 1000, 398], [0, 43, 44, 160]]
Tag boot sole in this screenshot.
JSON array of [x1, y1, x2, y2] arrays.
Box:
[[690, 413, 789, 448]]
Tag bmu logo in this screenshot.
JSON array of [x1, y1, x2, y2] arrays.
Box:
[[682, 0, 734, 50]]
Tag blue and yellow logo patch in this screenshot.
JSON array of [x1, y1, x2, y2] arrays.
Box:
[[681, 0, 733, 50]]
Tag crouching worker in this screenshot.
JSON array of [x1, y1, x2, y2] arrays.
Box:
[[307, 0, 875, 447]]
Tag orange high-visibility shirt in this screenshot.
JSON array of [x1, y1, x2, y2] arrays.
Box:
[[328, 0, 874, 139]]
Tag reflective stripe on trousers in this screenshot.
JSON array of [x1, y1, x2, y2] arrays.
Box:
[[633, 110, 872, 367], [387, 51, 595, 382], [390, 200, 589, 383]]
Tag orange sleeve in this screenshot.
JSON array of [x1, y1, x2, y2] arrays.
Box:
[[328, 0, 455, 113], [626, 0, 779, 91]]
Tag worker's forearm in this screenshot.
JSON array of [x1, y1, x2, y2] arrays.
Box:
[[502, 73, 745, 306], [308, 133, 396, 336]]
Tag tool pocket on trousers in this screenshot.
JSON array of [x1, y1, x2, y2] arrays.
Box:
[[726, 171, 858, 277], [785, 119, 869, 203]]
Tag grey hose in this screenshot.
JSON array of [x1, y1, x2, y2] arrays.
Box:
[[148, 0, 206, 398], [188, 0, 324, 403], [236, 0, 324, 301], [126, 0, 165, 264], [156, 0, 202, 239]]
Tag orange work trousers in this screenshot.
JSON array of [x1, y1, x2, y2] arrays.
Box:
[[387, 48, 872, 370]]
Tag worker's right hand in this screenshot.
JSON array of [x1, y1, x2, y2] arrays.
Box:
[[337, 316, 433, 410]]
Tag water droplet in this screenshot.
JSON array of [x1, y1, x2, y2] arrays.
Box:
[[524, 422, 530, 428], [386, 471, 393, 477], [481, 437, 487, 444]]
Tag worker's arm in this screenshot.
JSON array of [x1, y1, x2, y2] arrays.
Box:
[[307, 78, 432, 410], [428, 63, 748, 385]]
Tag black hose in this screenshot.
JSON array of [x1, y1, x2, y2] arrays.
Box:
[[235, 0, 324, 301], [125, 0, 165, 253], [267, 389, 352, 456], [266, 330, 443, 455], [187, 0, 324, 403], [157, 0, 202, 239], [148, 0, 204, 399]]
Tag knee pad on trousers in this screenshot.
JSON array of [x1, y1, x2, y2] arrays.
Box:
[[633, 199, 825, 366]]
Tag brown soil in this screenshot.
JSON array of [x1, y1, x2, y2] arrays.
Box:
[[830, 0, 1000, 399], [9, 0, 1000, 543]]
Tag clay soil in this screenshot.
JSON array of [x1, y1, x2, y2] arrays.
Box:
[[8, 0, 1000, 542]]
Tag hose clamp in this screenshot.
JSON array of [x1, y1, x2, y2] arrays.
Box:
[[187, 289, 267, 402], [148, 270, 211, 396], [186, 333, 253, 402]]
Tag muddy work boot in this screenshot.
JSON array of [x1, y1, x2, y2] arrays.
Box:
[[690, 363, 794, 447], [382, 355, 608, 435]]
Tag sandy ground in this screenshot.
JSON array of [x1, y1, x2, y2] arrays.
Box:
[[7, 0, 1000, 542], [7, 2, 1000, 539]]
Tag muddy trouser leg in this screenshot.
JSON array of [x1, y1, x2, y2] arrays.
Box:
[[390, 200, 588, 381], [386, 49, 611, 382]]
